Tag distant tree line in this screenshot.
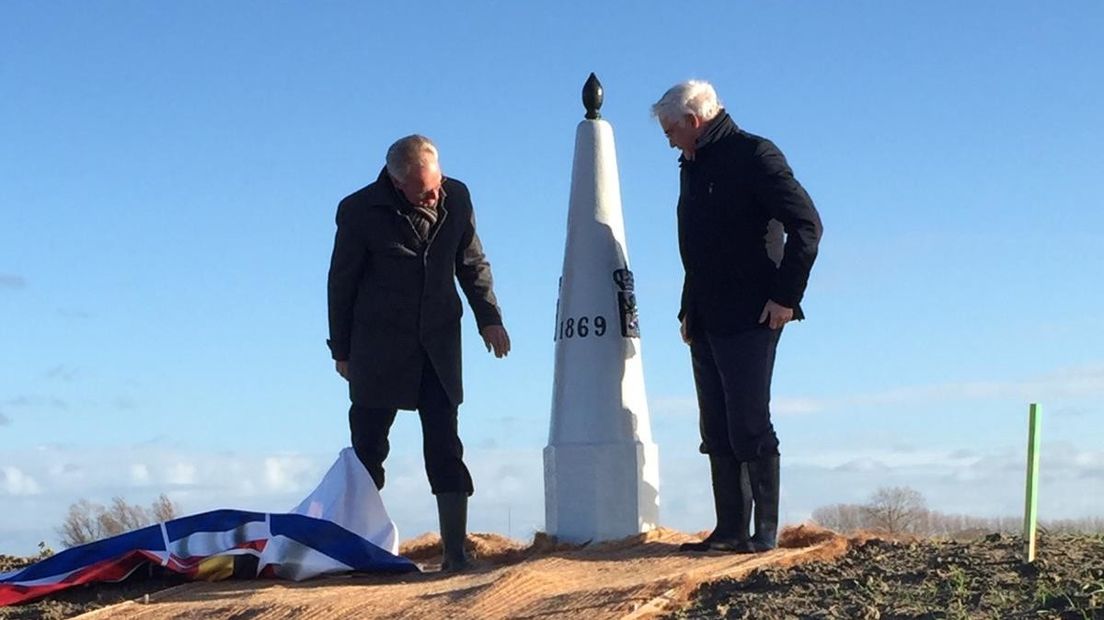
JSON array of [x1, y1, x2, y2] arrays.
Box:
[[57, 494, 180, 548], [812, 486, 1104, 538]]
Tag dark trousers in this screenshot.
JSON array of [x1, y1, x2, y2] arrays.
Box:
[[348, 356, 474, 496], [691, 325, 782, 460]]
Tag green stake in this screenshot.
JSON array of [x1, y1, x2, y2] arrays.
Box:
[[1023, 403, 1042, 563]]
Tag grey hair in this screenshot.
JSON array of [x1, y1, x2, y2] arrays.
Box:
[[651, 80, 723, 125], [386, 134, 439, 182]]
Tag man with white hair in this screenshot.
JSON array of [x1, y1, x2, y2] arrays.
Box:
[[652, 81, 822, 553], [327, 134, 510, 571]]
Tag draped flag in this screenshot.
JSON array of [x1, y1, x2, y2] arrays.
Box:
[[0, 448, 418, 606]]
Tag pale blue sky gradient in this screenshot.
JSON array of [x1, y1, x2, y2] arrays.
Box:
[[2, 2, 1102, 553]]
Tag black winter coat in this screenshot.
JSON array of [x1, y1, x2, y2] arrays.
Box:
[[327, 169, 502, 409], [677, 111, 822, 335]]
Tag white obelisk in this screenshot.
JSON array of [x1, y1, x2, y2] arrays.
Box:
[[544, 74, 660, 542]]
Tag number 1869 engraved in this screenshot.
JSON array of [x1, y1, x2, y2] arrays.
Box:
[[556, 315, 607, 341]]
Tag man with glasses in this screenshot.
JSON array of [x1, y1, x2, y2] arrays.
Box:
[[326, 134, 510, 572], [652, 81, 822, 554]]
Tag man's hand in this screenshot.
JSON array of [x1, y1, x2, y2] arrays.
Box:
[[759, 300, 794, 330], [335, 360, 349, 381], [480, 325, 511, 358], [680, 316, 692, 345]]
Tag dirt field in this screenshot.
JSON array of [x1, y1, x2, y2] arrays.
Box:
[[3, 528, 1101, 619], [670, 531, 1104, 619]]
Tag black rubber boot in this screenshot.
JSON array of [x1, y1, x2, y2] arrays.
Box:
[[435, 492, 471, 572], [740, 455, 780, 553], [680, 454, 752, 552]]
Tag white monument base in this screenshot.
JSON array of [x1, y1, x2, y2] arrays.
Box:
[[543, 441, 659, 543]]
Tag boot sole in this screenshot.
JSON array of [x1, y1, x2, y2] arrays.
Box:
[[679, 540, 748, 553]]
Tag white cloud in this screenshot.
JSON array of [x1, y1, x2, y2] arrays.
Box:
[[779, 363, 1104, 415], [832, 458, 885, 473], [2, 467, 42, 496], [772, 397, 824, 416], [1, 437, 1101, 557], [652, 395, 832, 418], [263, 455, 314, 493], [165, 462, 197, 486], [782, 442, 1104, 524], [47, 462, 82, 479], [0, 447, 341, 554], [651, 364, 1104, 421], [648, 396, 697, 418], [130, 463, 151, 485], [790, 447, 984, 470]]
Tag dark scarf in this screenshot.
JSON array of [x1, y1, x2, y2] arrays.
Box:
[[388, 177, 440, 242], [695, 109, 739, 151], [406, 202, 438, 242]]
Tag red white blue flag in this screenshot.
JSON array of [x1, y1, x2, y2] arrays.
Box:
[[1, 449, 418, 606]]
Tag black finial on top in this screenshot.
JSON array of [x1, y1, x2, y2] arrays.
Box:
[[583, 73, 603, 120]]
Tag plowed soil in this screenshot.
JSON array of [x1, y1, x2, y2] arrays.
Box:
[[669, 531, 1104, 619]]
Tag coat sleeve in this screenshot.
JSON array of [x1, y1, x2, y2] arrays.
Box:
[[751, 139, 823, 309], [455, 206, 503, 330], [326, 199, 369, 361]]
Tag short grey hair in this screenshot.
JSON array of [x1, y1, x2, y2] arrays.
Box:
[[386, 134, 439, 181], [651, 80, 723, 125]]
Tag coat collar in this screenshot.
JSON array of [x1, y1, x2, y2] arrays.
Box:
[[679, 109, 739, 165], [695, 109, 739, 150], [368, 167, 450, 248]]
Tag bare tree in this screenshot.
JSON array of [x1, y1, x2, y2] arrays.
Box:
[[812, 488, 1104, 539], [57, 499, 101, 548], [149, 493, 180, 523], [56, 495, 182, 548], [811, 488, 929, 535], [1042, 516, 1104, 534], [97, 497, 149, 536], [811, 503, 866, 533], [861, 486, 928, 535]]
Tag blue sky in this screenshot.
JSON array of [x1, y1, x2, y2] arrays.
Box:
[[2, 1, 1102, 553]]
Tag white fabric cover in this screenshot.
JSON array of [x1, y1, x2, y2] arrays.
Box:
[[291, 447, 400, 555]]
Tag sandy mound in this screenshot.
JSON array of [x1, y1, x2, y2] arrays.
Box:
[[397, 528, 698, 568], [398, 531, 534, 565]]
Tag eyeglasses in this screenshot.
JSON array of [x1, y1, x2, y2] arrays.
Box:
[[399, 175, 447, 203]]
